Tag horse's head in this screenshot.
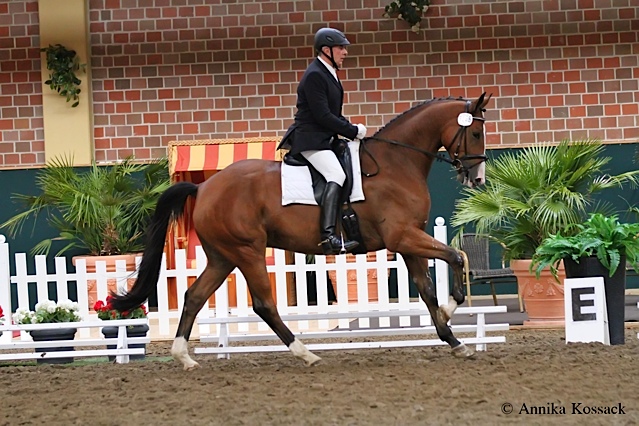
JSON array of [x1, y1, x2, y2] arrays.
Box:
[[364, 93, 493, 187], [441, 93, 492, 188]]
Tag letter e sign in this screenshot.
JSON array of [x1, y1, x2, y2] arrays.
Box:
[[564, 277, 609, 345]]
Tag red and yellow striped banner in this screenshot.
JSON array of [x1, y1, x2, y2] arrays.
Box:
[[165, 137, 283, 269], [168, 137, 282, 178]]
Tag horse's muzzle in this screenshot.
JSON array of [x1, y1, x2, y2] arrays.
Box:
[[457, 161, 485, 188]]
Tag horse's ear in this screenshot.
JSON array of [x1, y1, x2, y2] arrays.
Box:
[[473, 92, 492, 113]]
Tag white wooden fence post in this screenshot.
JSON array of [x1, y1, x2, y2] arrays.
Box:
[[0, 236, 11, 343], [433, 217, 450, 307]]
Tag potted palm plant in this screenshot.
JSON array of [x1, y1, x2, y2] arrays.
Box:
[[451, 139, 639, 326], [0, 156, 171, 308], [531, 213, 639, 343]]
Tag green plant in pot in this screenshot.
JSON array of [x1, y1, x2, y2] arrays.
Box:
[[451, 139, 639, 325], [531, 213, 639, 344], [0, 156, 171, 309]]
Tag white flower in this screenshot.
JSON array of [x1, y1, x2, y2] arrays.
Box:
[[35, 300, 56, 313], [58, 299, 78, 311], [13, 307, 34, 324], [12, 299, 82, 324]]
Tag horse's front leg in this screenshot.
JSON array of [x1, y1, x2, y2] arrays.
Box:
[[392, 229, 473, 358], [393, 227, 466, 312], [401, 254, 473, 358]]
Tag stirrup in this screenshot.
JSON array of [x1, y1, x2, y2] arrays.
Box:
[[319, 235, 358, 255]]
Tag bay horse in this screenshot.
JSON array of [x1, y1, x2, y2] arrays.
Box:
[[112, 92, 492, 370]]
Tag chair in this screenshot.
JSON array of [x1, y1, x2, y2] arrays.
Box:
[[459, 233, 523, 312]]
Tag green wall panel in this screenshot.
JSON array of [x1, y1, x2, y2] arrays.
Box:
[[0, 143, 636, 307]]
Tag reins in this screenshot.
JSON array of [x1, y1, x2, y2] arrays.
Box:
[[359, 100, 487, 178]]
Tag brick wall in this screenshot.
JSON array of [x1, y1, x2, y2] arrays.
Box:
[[0, 0, 44, 168], [2, 0, 638, 165]]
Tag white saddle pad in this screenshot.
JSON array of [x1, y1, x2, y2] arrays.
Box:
[[281, 140, 365, 206]]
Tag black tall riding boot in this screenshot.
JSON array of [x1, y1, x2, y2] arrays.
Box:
[[320, 182, 359, 255]]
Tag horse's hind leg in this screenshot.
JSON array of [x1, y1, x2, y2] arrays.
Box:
[[402, 254, 474, 358], [172, 258, 235, 370], [239, 257, 321, 366]]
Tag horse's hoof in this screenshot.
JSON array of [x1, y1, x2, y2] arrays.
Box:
[[289, 339, 321, 366], [304, 353, 322, 367], [452, 343, 475, 359], [183, 361, 201, 371]]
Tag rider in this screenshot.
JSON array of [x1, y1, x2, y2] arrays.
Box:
[[278, 27, 367, 255]]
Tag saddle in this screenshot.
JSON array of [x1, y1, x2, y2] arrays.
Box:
[[282, 139, 367, 254]]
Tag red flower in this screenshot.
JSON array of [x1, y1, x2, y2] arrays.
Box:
[[0, 305, 3, 318], [94, 299, 147, 321]]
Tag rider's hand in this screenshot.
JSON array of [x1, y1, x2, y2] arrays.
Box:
[[356, 123, 367, 139]]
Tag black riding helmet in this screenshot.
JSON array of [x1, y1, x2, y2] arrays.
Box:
[[314, 27, 350, 70]]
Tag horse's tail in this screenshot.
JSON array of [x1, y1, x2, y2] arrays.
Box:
[[110, 181, 198, 312]]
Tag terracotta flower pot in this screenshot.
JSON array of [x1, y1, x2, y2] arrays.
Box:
[[326, 252, 395, 303], [72, 254, 140, 310], [510, 259, 566, 327]]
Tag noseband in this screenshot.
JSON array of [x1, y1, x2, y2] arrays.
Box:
[[361, 100, 487, 178]]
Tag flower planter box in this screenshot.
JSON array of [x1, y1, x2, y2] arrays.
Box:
[[30, 327, 77, 364], [101, 324, 149, 361], [73, 254, 139, 311]]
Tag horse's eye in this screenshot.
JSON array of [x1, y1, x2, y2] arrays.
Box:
[[472, 131, 481, 139]]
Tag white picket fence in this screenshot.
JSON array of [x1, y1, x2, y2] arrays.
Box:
[[0, 217, 508, 356]]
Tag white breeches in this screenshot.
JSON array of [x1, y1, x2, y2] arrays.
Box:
[[301, 150, 346, 186]]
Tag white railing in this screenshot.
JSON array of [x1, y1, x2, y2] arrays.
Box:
[[0, 318, 150, 363], [0, 217, 509, 353]]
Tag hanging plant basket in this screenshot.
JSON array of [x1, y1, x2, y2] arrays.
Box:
[[383, 0, 431, 32], [41, 44, 86, 108]]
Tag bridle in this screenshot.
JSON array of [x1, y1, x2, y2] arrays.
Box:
[[360, 100, 487, 178]]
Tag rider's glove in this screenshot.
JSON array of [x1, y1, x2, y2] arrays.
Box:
[[356, 123, 367, 140]]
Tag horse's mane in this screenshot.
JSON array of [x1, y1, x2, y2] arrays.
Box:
[[373, 96, 468, 136]]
